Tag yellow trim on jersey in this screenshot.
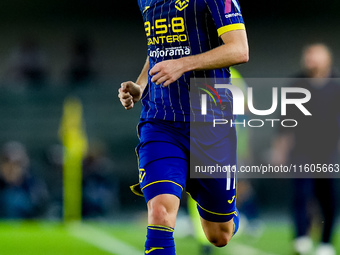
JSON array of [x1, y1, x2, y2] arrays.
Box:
[[136, 123, 141, 140], [217, 23, 245, 37], [141, 180, 184, 191], [142, 6, 150, 14], [148, 225, 174, 232], [187, 192, 238, 216]]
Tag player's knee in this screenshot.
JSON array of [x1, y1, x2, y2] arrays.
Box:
[[149, 202, 169, 223], [147, 195, 179, 226], [207, 231, 232, 247]]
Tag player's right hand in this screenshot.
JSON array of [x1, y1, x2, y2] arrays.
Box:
[[118, 81, 142, 110]]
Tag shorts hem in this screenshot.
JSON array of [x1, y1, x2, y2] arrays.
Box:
[[142, 181, 184, 202], [188, 192, 237, 222], [197, 205, 236, 222]]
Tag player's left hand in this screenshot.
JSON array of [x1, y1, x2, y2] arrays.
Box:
[[149, 59, 186, 87]]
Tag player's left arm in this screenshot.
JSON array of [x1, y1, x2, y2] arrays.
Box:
[[149, 29, 248, 87]]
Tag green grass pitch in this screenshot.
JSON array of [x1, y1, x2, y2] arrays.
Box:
[[0, 220, 338, 255]]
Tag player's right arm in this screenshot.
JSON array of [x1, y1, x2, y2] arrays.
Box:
[[118, 57, 149, 110]]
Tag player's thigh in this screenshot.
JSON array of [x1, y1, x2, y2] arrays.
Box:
[[138, 142, 188, 203], [188, 124, 237, 223], [188, 177, 237, 223], [139, 146, 187, 227]]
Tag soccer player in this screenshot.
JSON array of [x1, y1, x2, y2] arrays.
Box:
[[118, 0, 248, 254]]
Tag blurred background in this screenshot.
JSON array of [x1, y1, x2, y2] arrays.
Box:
[[0, 0, 339, 254]]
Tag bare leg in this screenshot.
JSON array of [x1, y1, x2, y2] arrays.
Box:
[[200, 217, 234, 247], [144, 194, 180, 255], [147, 194, 180, 227]]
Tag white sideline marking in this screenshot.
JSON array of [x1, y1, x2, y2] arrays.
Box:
[[68, 223, 142, 255]]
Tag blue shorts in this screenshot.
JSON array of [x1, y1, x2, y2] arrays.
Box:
[[132, 118, 237, 222]]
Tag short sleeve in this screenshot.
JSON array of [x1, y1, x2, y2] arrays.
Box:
[[205, 0, 245, 37]]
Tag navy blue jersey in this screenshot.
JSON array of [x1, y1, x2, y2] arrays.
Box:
[[138, 0, 245, 122]]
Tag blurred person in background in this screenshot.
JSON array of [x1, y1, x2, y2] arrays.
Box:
[[44, 141, 119, 219], [0, 141, 49, 219], [6, 38, 48, 90], [82, 142, 118, 218], [65, 36, 95, 88], [272, 44, 339, 255], [44, 144, 64, 219]]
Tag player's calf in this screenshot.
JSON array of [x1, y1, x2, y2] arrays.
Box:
[[201, 211, 240, 248], [201, 219, 233, 247]]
